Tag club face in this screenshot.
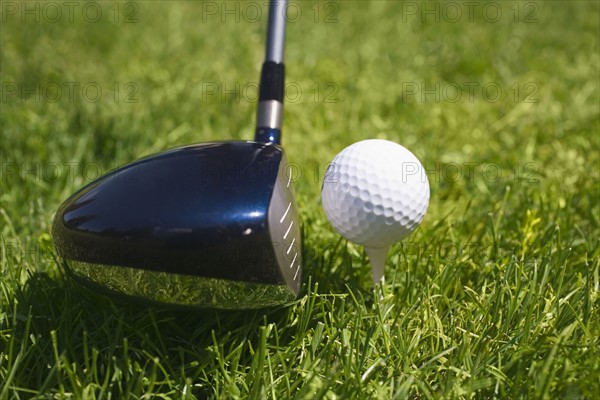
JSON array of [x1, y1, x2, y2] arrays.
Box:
[[52, 141, 302, 309]]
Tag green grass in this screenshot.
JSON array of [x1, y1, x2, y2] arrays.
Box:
[[1, 1, 599, 398]]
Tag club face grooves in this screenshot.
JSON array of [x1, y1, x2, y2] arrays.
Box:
[[267, 151, 302, 294]]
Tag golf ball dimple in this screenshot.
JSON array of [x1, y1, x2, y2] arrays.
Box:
[[321, 139, 430, 248]]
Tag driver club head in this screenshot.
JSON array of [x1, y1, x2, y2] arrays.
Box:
[[52, 141, 302, 309]]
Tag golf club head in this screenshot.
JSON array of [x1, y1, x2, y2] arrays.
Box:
[[52, 141, 302, 309]]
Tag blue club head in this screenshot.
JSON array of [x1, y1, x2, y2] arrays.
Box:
[[52, 141, 302, 308]]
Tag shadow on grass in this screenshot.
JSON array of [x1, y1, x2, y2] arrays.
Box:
[[7, 270, 294, 395], [16, 271, 290, 333]]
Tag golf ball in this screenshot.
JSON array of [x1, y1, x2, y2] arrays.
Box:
[[321, 139, 429, 248]]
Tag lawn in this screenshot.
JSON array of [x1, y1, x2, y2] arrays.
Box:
[[1, 1, 599, 398]]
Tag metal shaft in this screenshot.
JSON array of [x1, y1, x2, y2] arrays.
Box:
[[265, 0, 287, 63], [255, 0, 287, 144]]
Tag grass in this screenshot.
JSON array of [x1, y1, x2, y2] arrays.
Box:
[[1, 0, 599, 398]]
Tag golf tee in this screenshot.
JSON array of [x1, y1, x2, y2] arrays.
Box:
[[365, 246, 389, 287]]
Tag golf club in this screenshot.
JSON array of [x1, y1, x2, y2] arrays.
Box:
[[52, 0, 301, 309]]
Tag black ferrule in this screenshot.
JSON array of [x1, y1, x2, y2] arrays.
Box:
[[259, 62, 285, 102]]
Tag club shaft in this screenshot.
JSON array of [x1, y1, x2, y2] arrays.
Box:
[[266, 0, 287, 63], [255, 0, 287, 144]]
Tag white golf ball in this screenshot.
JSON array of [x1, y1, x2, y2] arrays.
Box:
[[321, 139, 429, 248]]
